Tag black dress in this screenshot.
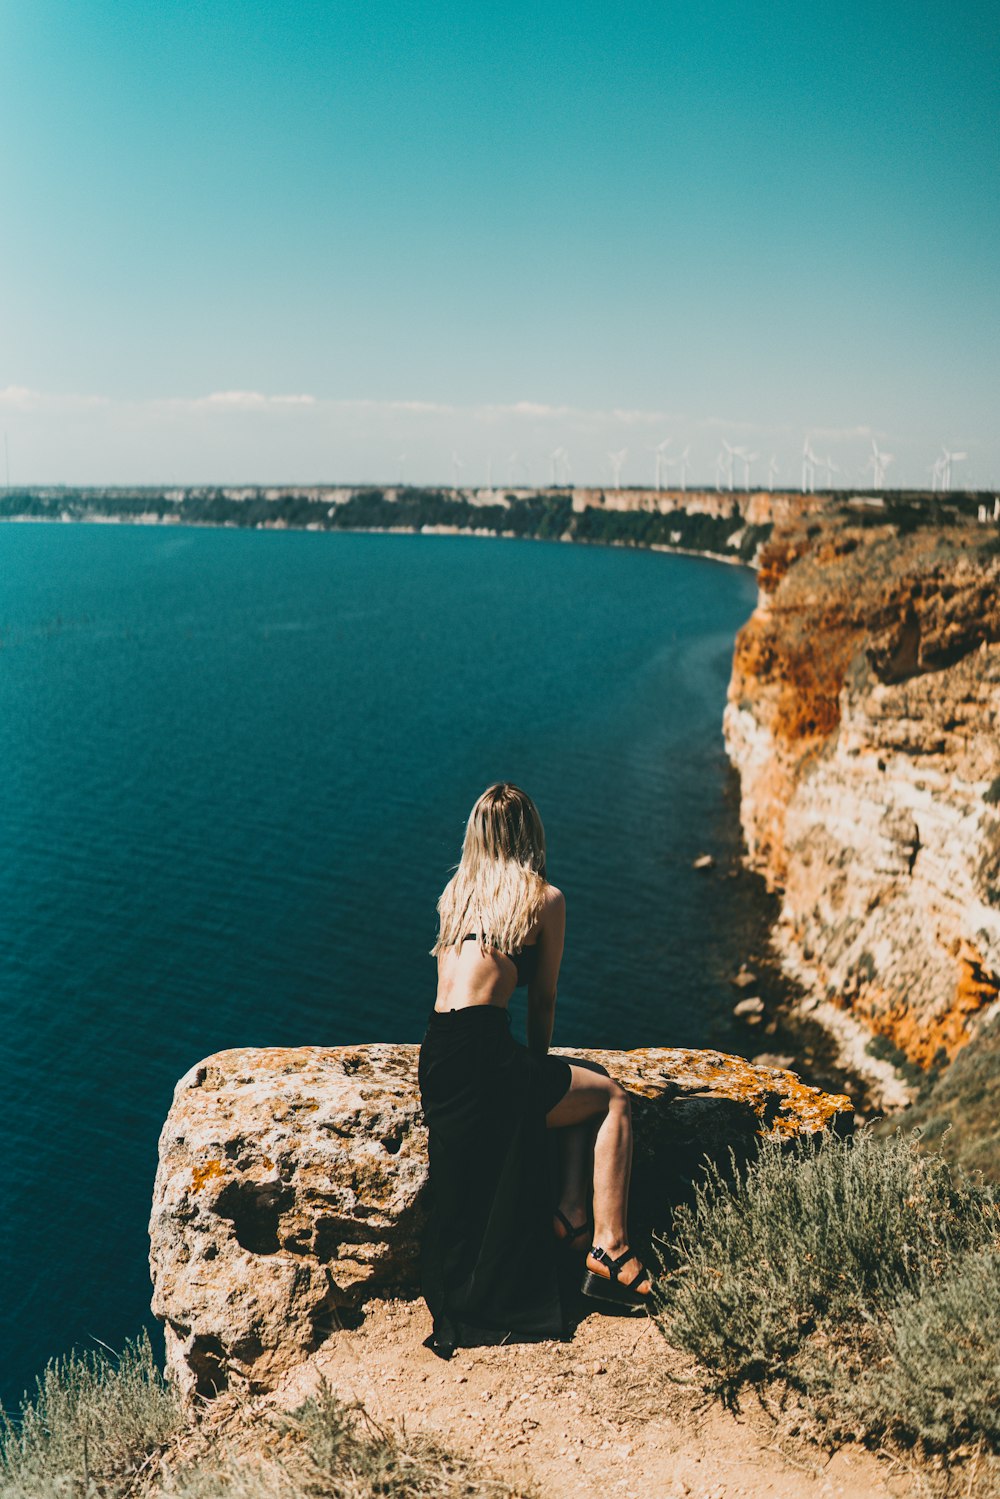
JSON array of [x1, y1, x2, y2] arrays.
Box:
[[418, 945, 573, 1356]]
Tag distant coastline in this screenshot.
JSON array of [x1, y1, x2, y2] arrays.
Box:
[[4, 483, 992, 571], [0, 483, 795, 568]]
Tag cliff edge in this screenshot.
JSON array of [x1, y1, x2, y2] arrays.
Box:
[[724, 502, 1000, 1103], [149, 1044, 849, 1399]]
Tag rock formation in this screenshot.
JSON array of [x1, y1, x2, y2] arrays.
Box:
[[149, 1044, 850, 1398], [725, 503, 1000, 1093]]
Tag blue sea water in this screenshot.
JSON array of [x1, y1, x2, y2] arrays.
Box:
[[0, 522, 763, 1408]]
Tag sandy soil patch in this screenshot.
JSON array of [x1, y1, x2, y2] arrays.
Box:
[[258, 1296, 924, 1499]]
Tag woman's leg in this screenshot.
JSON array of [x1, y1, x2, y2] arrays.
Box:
[[553, 1121, 593, 1238], [545, 1063, 650, 1293]]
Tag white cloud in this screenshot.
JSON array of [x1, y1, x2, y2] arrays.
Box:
[[336, 398, 456, 416], [807, 424, 884, 441], [696, 415, 788, 435], [189, 391, 317, 410], [471, 401, 684, 427], [0, 385, 42, 408], [383, 399, 456, 415], [0, 386, 109, 411], [609, 407, 672, 426], [476, 401, 573, 420]]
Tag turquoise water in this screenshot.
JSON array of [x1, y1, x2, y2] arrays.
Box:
[[0, 522, 761, 1407]]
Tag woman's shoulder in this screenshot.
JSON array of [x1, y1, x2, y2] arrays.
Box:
[[540, 883, 565, 919]]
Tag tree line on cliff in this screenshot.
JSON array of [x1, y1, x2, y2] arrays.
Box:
[[0, 487, 771, 563]]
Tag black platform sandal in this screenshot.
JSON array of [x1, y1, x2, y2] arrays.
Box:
[[580, 1245, 654, 1308], [553, 1208, 591, 1251]]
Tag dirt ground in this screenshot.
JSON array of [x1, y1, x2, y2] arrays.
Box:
[[260, 1295, 930, 1499]]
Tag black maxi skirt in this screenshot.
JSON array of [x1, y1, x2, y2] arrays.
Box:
[[418, 1004, 573, 1355]]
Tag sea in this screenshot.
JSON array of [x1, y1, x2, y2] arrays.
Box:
[[0, 520, 768, 1409]]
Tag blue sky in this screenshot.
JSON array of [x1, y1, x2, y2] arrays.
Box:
[[1, 0, 997, 488]]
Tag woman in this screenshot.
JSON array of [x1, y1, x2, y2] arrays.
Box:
[[418, 782, 652, 1358]]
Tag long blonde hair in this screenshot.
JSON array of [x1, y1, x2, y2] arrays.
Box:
[[433, 783, 547, 956]]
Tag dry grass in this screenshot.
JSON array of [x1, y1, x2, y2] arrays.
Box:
[[0, 1340, 530, 1499], [0, 1331, 182, 1498], [160, 1380, 534, 1499], [287, 1379, 534, 1498]]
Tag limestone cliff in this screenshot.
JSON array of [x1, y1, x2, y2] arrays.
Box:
[[724, 503, 1000, 1094], [149, 1044, 850, 1397], [569, 486, 820, 525]]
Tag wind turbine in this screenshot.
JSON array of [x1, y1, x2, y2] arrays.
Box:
[[822, 455, 839, 488], [939, 447, 967, 490], [715, 440, 736, 491], [451, 451, 465, 487], [929, 454, 945, 492], [734, 448, 759, 488], [649, 438, 672, 489], [549, 446, 571, 486], [723, 439, 738, 490], [677, 445, 691, 491], [608, 448, 628, 488], [866, 438, 893, 490], [767, 454, 779, 489], [801, 438, 821, 493]]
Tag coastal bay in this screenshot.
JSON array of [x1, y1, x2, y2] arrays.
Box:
[[0, 522, 765, 1411]]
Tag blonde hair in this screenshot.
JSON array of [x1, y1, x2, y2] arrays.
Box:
[[432, 783, 547, 956]]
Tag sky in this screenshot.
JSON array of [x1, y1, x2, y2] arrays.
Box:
[[0, 0, 997, 490]]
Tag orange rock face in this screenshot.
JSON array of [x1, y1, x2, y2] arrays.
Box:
[[725, 506, 1000, 1081]]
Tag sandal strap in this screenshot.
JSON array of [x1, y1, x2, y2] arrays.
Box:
[[621, 1259, 651, 1292], [554, 1208, 589, 1241], [590, 1244, 650, 1287]]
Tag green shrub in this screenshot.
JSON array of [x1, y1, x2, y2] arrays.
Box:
[[653, 1129, 997, 1404], [0, 1331, 181, 1497], [844, 1247, 1000, 1448]]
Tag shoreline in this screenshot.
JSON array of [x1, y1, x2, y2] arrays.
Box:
[[0, 510, 760, 571], [709, 881, 903, 1123]]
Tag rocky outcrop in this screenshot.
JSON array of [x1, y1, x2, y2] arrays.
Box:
[[149, 1044, 850, 1398], [724, 505, 1000, 1092]]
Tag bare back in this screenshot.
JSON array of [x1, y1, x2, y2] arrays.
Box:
[[434, 883, 566, 1019]]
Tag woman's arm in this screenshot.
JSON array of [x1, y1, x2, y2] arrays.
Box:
[[526, 887, 566, 1055]]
